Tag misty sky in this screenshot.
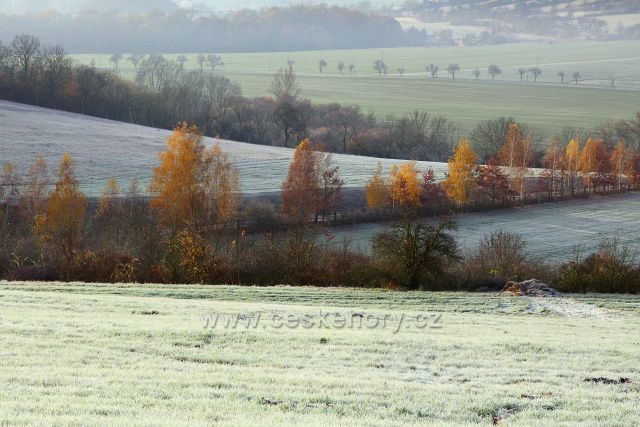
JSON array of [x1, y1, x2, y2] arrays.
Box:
[[0, 0, 375, 14]]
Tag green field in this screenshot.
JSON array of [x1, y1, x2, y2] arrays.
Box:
[[74, 41, 640, 136], [1, 282, 638, 425]]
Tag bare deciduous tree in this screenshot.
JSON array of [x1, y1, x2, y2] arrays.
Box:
[[529, 67, 542, 82], [109, 53, 122, 70], [518, 68, 527, 82], [11, 33, 40, 81], [373, 59, 387, 76], [447, 63, 460, 79], [207, 54, 224, 71], [127, 54, 145, 69], [573, 71, 581, 84], [488, 65, 501, 80], [318, 59, 327, 73], [558, 71, 565, 83], [426, 64, 439, 78]]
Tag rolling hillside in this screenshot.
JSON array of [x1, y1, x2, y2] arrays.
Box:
[[0, 100, 447, 196]]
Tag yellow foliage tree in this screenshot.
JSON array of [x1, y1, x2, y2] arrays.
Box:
[[150, 123, 240, 231], [96, 177, 122, 219], [610, 140, 631, 190], [38, 154, 87, 275], [565, 138, 581, 196], [579, 138, 608, 192], [445, 138, 477, 205], [390, 161, 423, 209], [364, 162, 390, 209]]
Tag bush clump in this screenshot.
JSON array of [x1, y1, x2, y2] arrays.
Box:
[[554, 239, 640, 294]]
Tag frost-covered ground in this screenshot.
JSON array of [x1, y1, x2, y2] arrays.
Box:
[[334, 192, 640, 262], [0, 282, 638, 425], [0, 101, 447, 195]]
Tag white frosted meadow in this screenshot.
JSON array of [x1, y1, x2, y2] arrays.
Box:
[[0, 282, 638, 425], [0, 100, 447, 195]]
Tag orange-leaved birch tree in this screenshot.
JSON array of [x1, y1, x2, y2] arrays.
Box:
[[281, 139, 342, 222], [150, 123, 240, 232], [390, 161, 423, 209], [364, 162, 390, 209], [445, 138, 477, 205], [475, 158, 510, 205]]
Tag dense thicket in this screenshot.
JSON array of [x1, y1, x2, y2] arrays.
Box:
[[0, 6, 425, 53]]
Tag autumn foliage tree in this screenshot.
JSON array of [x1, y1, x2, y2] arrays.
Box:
[[421, 168, 444, 204], [390, 161, 423, 209], [150, 123, 240, 232], [579, 138, 609, 192], [446, 138, 477, 205], [36, 154, 87, 277], [565, 138, 582, 196], [498, 123, 534, 201], [365, 162, 390, 209], [475, 158, 510, 205], [610, 141, 631, 190], [281, 139, 343, 222]]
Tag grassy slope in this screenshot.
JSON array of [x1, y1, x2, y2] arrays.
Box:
[[73, 41, 640, 135], [0, 100, 447, 196], [0, 282, 638, 425], [334, 192, 640, 262]]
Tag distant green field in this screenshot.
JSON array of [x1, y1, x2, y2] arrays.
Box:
[[73, 41, 640, 135]]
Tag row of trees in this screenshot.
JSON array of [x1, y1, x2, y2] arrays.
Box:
[[2, 124, 640, 292], [0, 123, 344, 284], [373, 61, 589, 84], [365, 123, 640, 210], [3, 34, 640, 164]]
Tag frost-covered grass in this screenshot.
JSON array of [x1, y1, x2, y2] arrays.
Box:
[[0, 282, 638, 425], [335, 192, 640, 262], [0, 100, 446, 196]]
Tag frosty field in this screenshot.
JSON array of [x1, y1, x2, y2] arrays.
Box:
[[0, 282, 638, 425], [0, 100, 446, 195], [334, 192, 640, 263]]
